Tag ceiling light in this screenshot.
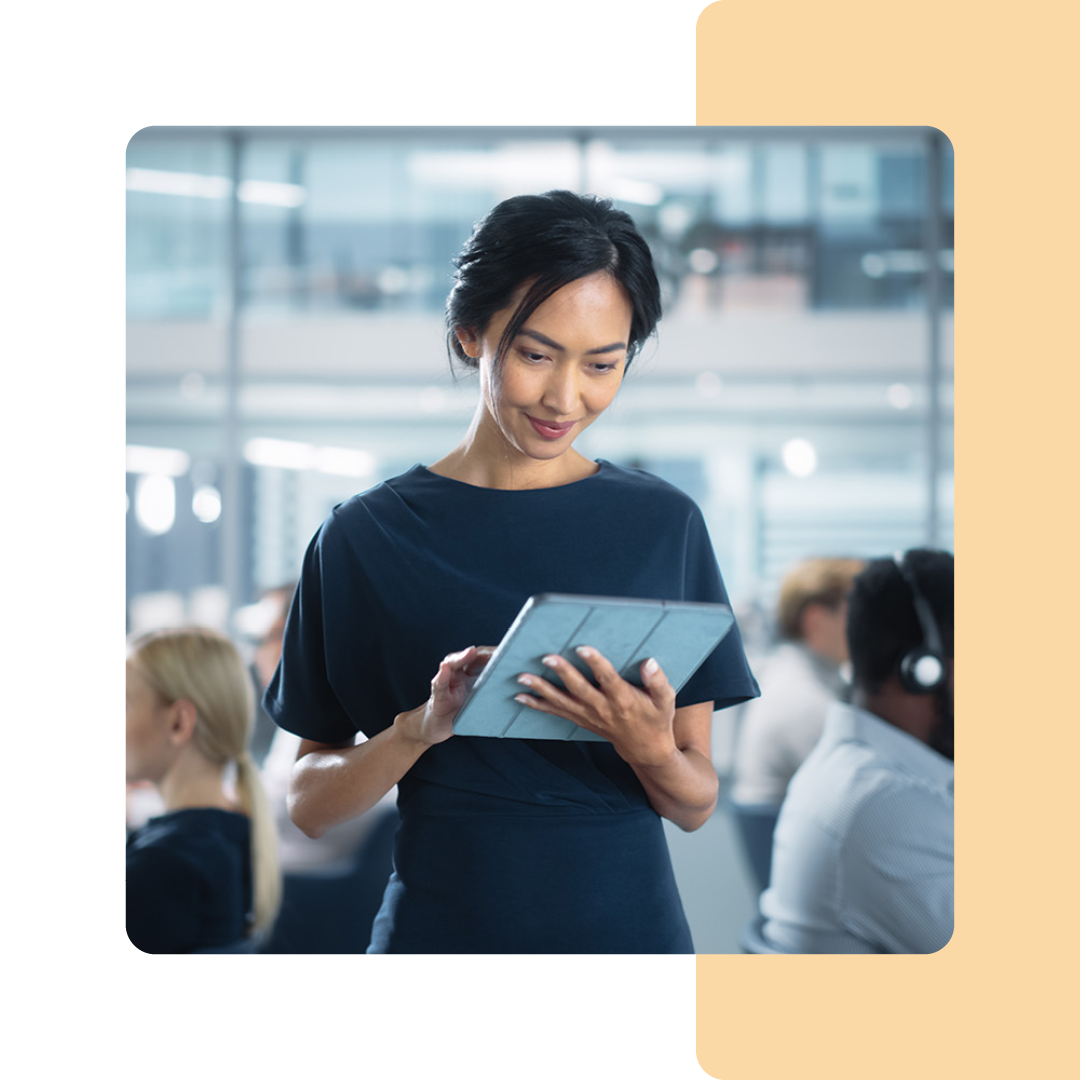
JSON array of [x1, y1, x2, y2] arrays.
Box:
[[126, 168, 229, 199], [782, 438, 818, 478], [126, 445, 190, 477], [237, 179, 306, 208], [192, 485, 222, 524], [244, 437, 315, 470], [126, 168, 306, 208], [689, 248, 719, 274], [244, 437, 375, 477], [611, 178, 663, 206], [135, 474, 176, 535], [315, 447, 376, 477]]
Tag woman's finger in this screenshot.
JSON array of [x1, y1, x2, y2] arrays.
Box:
[[571, 646, 627, 691], [640, 656, 676, 705], [537, 653, 610, 708], [463, 646, 496, 677], [443, 646, 477, 667], [514, 672, 582, 715], [562, 647, 643, 712], [432, 648, 474, 690]]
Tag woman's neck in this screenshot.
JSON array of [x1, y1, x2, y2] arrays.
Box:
[[157, 750, 236, 814], [429, 408, 597, 491]]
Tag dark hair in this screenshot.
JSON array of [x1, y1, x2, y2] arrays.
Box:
[[445, 190, 661, 372], [846, 548, 954, 694]]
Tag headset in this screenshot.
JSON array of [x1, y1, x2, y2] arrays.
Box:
[[892, 552, 948, 694]]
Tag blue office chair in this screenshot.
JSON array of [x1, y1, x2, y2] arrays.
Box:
[[739, 913, 783, 954]]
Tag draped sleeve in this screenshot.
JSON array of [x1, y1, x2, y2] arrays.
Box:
[[674, 503, 759, 711], [263, 519, 360, 745]]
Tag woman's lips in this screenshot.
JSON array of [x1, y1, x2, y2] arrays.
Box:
[[527, 416, 576, 440]]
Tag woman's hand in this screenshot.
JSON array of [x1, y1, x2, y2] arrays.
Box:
[[513, 647, 677, 767], [397, 646, 494, 748], [513, 647, 719, 830], [291, 645, 494, 838]]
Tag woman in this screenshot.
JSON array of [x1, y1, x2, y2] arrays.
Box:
[[265, 190, 759, 953], [126, 628, 281, 952]]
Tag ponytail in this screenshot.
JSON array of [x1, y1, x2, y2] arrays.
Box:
[[234, 750, 282, 935]]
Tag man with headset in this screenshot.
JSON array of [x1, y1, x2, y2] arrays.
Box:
[[757, 549, 954, 953]]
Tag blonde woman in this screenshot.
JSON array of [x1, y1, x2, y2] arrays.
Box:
[[126, 627, 281, 952]]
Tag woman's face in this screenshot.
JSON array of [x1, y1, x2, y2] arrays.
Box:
[[459, 272, 633, 465], [125, 660, 175, 785]]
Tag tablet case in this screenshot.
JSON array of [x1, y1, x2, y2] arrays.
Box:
[[451, 593, 735, 741]]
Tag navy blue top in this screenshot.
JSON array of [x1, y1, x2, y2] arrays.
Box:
[[126, 808, 252, 954], [265, 461, 758, 953]]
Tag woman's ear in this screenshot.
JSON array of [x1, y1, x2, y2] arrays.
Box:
[[455, 327, 481, 359], [167, 699, 199, 747]]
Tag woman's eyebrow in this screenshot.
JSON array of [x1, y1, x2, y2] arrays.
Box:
[[519, 328, 627, 355]]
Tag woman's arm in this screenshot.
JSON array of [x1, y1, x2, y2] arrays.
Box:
[[514, 649, 719, 832], [622, 700, 718, 831], [287, 646, 491, 838]]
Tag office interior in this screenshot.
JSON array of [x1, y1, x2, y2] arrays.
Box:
[[126, 125, 954, 953]]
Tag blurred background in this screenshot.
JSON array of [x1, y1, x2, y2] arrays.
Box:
[[126, 125, 953, 949]]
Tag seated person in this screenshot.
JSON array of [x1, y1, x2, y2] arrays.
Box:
[[729, 557, 863, 888], [759, 549, 954, 953], [251, 582, 397, 873], [126, 627, 281, 952]]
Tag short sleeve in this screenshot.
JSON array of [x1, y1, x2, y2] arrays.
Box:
[[674, 506, 760, 711], [262, 524, 359, 744]]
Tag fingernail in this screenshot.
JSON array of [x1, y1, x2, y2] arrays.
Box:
[[541, 655, 560, 668], [514, 694, 531, 705], [644, 658, 659, 676], [575, 646, 594, 659], [517, 674, 533, 686]]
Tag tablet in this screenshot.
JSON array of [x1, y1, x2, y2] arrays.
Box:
[[451, 593, 735, 741]]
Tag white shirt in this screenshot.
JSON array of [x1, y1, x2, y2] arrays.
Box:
[[731, 643, 846, 805], [760, 700, 954, 953]]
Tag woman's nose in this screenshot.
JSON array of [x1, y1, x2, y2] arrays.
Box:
[[540, 365, 578, 415]]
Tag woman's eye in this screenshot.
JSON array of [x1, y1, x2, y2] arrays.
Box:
[[522, 351, 546, 363]]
